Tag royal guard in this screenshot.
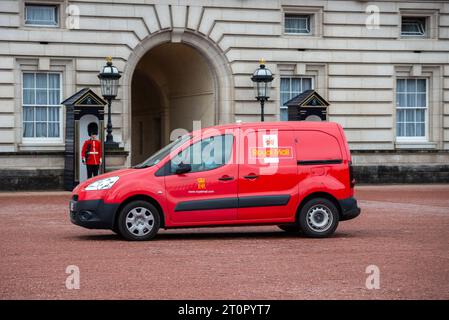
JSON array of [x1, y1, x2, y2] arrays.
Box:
[[82, 122, 102, 178]]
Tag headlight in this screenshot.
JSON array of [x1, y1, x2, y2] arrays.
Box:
[[85, 176, 119, 191]]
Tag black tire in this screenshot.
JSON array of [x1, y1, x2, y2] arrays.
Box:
[[278, 224, 300, 233], [117, 200, 160, 241], [298, 197, 339, 238]]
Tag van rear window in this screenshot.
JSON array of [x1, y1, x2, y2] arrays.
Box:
[[296, 130, 342, 162]]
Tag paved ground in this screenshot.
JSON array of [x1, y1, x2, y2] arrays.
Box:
[[0, 185, 448, 300]]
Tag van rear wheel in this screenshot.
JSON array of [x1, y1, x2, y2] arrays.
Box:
[[117, 201, 160, 241], [298, 198, 339, 238]]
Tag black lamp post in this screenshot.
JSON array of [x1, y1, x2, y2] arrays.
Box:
[[98, 57, 121, 148], [251, 59, 274, 122]]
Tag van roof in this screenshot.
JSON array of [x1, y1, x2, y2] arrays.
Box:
[[202, 121, 341, 132]]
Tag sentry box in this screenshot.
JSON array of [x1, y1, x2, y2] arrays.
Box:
[[69, 121, 361, 241], [62, 88, 106, 190]]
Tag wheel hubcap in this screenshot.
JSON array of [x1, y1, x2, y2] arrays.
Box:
[[126, 207, 154, 237], [306, 205, 333, 232]]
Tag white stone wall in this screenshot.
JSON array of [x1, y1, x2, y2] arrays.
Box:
[[0, 0, 449, 168]]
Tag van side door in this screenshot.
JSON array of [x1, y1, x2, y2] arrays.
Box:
[[237, 129, 299, 222], [161, 133, 238, 225]]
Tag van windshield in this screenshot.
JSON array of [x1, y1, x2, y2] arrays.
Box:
[[133, 134, 190, 169]]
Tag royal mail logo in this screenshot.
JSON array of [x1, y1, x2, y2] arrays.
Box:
[[250, 147, 293, 159], [197, 178, 206, 190], [264, 138, 275, 147], [263, 134, 278, 148]]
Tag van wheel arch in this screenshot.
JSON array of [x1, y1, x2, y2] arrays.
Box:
[[113, 195, 165, 231], [296, 192, 342, 222]]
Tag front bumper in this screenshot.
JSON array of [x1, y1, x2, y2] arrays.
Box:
[[338, 197, 361, 221], [69, 198, 119, 230]]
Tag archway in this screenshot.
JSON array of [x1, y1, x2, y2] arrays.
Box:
[[125, 31, 233, 166], [131, 42, 215, 165]]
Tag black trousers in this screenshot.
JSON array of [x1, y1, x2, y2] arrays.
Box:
[[86, 165, 100, 178]]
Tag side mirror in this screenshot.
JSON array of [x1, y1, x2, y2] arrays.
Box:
[[175, 163, 191, 174]]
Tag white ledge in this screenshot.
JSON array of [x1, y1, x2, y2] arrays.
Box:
[[19, 143, 65, 152], [395, 142, 437, 150]]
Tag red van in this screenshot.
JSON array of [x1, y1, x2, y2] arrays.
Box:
[[70, 121, 360, 240]]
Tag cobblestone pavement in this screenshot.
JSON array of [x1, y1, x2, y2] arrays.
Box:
[[0, 185, 448, 299]]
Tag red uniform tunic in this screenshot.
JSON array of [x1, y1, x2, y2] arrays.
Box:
[[81, 139, 102, 165]]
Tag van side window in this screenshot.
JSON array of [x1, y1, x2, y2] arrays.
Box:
[[170, 134, 234, 174], [296, 130, 342, 162]]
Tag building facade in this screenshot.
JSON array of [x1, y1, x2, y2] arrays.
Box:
[[1, 0, 449, 189]]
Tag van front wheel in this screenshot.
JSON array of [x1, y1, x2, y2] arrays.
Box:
[[117, 201, 160, 241], [298, 198, 339, 238]]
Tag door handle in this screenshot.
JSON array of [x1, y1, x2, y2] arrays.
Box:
[[218, 175, 234, 181], [243, 174, 259, 179]]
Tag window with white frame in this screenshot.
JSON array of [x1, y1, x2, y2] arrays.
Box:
[[25, 4, 58, 26], [284, 14, 311, 34], [280, 77, 313, 121], [396, 78, 427, 139], [401, 17, 427, 37], [23, 73, 62, 139]]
